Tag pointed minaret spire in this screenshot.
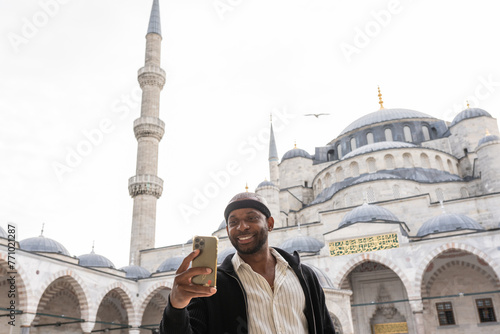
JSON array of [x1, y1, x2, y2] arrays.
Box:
[[378, 86, 384, 110], [147, 0, 162, 36], [128, 0, 166, 265], [268, 115, 280, 186]]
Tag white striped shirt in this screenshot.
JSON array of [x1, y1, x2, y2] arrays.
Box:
[[232, 248, 309, 334]]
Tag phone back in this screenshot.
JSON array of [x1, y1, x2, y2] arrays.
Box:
[[191, 236, 218, 287]]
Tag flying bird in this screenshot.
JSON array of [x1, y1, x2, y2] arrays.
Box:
[[304, 113, 330, 118]]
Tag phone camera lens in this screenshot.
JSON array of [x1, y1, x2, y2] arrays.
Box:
[[194, 238, 200, 242], [194, 244, 199, 249], [200, 240, 205, 246]]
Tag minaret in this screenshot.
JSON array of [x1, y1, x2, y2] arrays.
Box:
[[269, 115, 280, 186], [128, 0, 166, 265]]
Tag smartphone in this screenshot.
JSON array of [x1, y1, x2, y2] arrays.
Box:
[[191, 236, 218, 287]]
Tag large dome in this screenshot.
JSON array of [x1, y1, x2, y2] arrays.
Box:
[[78, 252, 115, 268], [157, 256, 184, 272], [120, 265, 151, 279], [282, 148, 312, 161], [339, 203, 400, 228], [417, 213, 484, 237], [257, 180, 276, 188], [20, 236, 70, 256], [451, 108, 492, 127], [339, 108, 435, 136], [279, 235, 324, 254], [342, 141, 417, 160]]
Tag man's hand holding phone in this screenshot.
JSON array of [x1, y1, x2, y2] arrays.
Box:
[[169, 249, 217, 309]]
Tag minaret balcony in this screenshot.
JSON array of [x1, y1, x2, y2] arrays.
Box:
[[128, 174, 164, 198], [134, 116, 165, 140], [138, 64, 166, 88]]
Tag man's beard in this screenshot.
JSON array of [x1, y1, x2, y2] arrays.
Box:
[[230, 228, 268, 255]]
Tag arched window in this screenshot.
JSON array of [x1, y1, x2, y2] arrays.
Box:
[[392, 185, 401, 199], [366, 132, 374, 144], [324, 173, 331, 187], [404, 126, 413, 142], [420, 153, 430, 168], [435, 155, 444, 170], [431, 127, 438, 138], [367, 157, 377, 173], [436, 188, 444, 202], [384, 154, 395, 169], [350, 137, 357, 151], [317, 179, 323, 192], [366, 187, 375, 203], [327, 149, 335, 161], [350, 161, 360, 177], [403, 153, 414, 168], [384, 128, 393, 142], [422, 126, 430, 141], [336, 166, 344, 182], [337, 144, 342, 159], [460, 187, 469, 198], [447, 159, 454, 173]]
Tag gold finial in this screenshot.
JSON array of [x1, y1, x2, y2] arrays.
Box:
[[40, 223, 45, 237], [294, 140, 297, 149], [486, 129, 491, 136], [378, 86, 384, 109], [245, 183, 249, 192], [466, 100, 470, 109]]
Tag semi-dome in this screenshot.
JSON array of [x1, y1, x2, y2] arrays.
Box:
[[120, 265, 151, 279], [477, 134, 500, 148], [157, 256, 184, 272], [305, 264, 335, 288], [417, 213, 484, 237], [279, 235, 324, 254], [339, 108, 435, 136], [451, 108, 492, 127], [20, 236, 70, 256], [0, 226, 7, 238], [218, 247, 236, 263], [339, 203, 400, 228], [282, 148, 312, 161], [78, 252, 115, 268], [342, 141, 417, 160], [257, 180, 276, 188]]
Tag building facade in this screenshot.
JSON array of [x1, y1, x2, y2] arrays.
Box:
[[2, 1, 500, 334]]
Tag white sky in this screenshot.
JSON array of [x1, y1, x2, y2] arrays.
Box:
[[1, 0, 500, 269]]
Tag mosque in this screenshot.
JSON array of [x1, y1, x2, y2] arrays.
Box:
[[1, 1, 500, 333]]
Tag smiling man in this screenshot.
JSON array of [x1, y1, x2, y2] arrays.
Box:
[[160, 192, 335, 334]]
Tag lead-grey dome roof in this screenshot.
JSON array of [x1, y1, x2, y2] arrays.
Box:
[[342, 141, 417, 160], [157, 256, 184, 272], [78, 252, 115, 268], [215, 219, 226, 231], [0, 226, 7, 238], [120, 265, 151, 279], [257, 180, 276, 188], [282, 148, 312, 161], [218, 247, 236, 263], [279, 235, 324, 254], [305, 264, 335, 289], [417, 213, 484, 237], [20, 236, 70, 256], [339, 203, 400, 228], [451, 108, 492, 127], [340, 108, 435, 136], [477, 134, 500, 148]]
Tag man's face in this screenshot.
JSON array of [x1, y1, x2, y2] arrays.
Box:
[[226, 208, 272, 255]]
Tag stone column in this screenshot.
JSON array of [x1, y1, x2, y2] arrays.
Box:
[[410, 299, 425, 334]]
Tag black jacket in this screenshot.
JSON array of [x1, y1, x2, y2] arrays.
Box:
[[160, 248, 336, 334]]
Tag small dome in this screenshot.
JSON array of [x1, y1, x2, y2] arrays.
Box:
[[215, 219, 226, 231], [157, 256, 184, 272], [0, 226, 7, 239], [279, 235, 324, 254], [477, 134, 500, 148], [340, 108, 435, 136], [186, 238, 193, 244], [20, 236, 70, 256], [339, 203, 399, 228], [78, 252, 115, 268], [451, 108, 492, 127], [417, 213, 484, 237], [120, 265, 151, 279], [305, 264, 334, 288], [282, 148, 312, 161], [342, 141, 416, 160], [218, 247, 236, 263], [257, 180, 276, 188]]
